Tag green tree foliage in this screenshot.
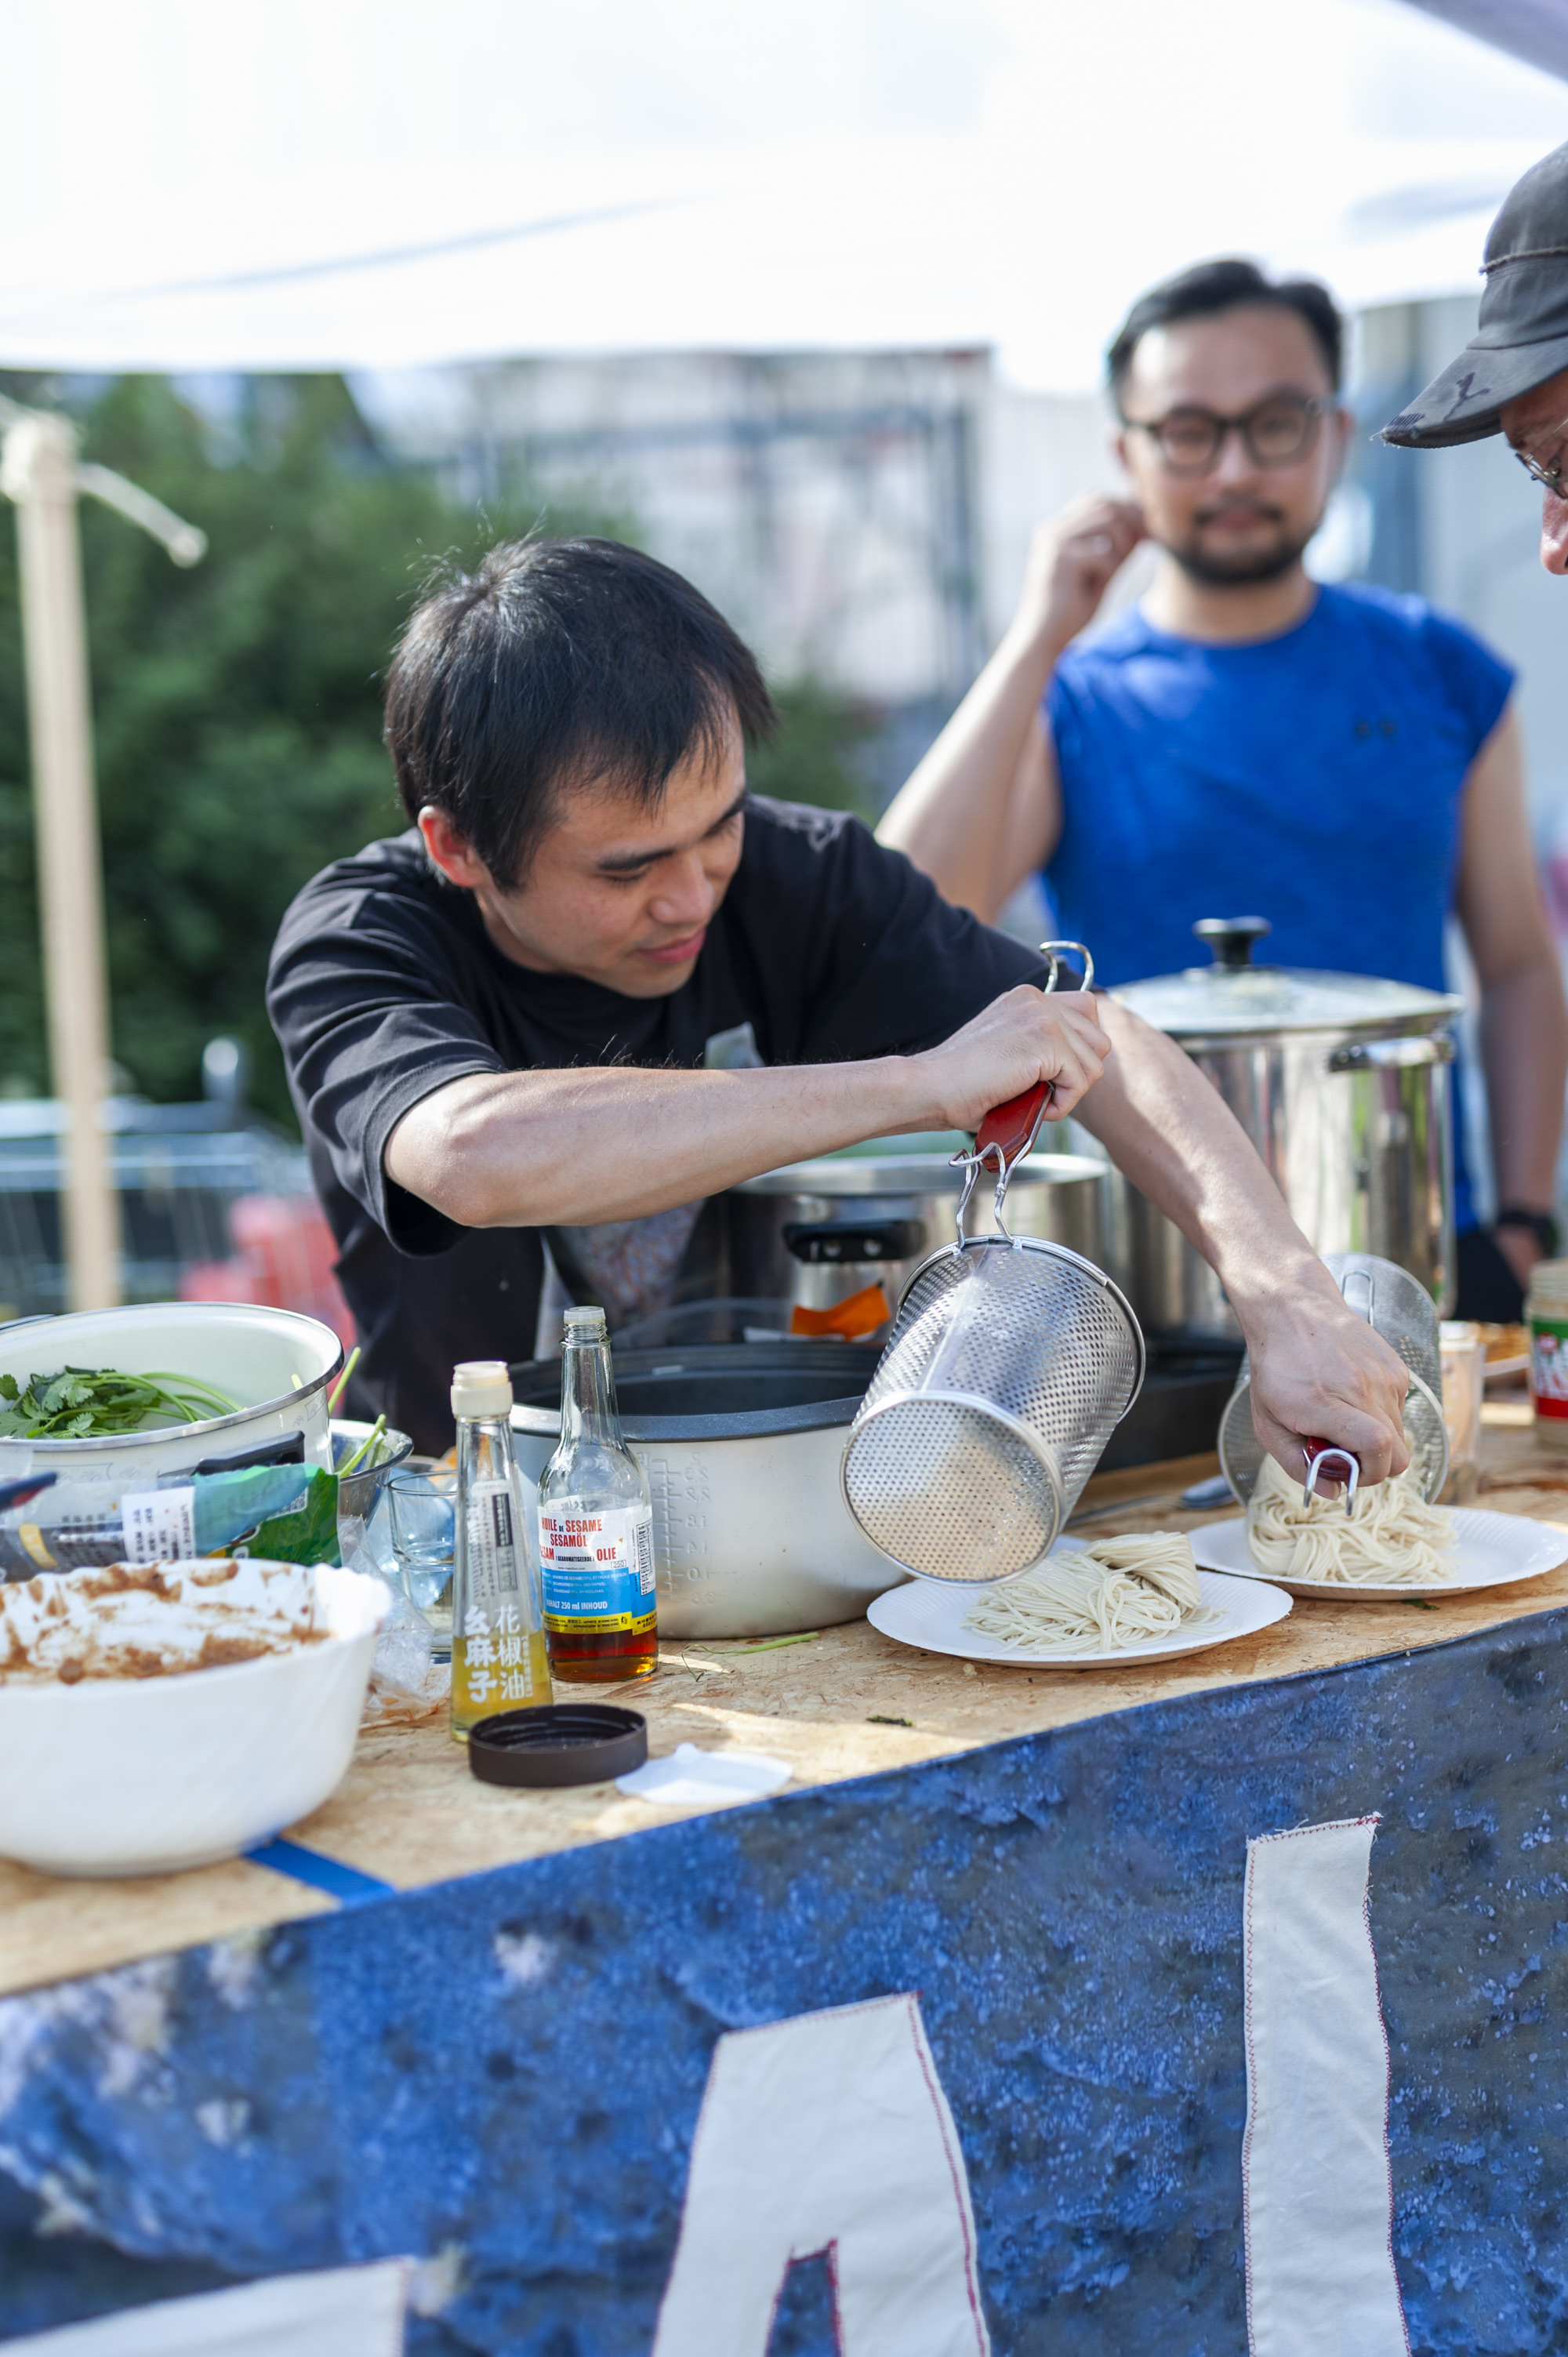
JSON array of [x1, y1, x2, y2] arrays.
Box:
[[0, 376, 882, 1127], [0, 374, 608, 1123], [746, 677, 877, 823]]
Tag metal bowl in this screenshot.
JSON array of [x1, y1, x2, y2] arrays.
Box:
[[331, 1419, 414, 1526]]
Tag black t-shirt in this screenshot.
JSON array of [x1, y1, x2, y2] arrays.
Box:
[[267, 798, 1046, 1449]]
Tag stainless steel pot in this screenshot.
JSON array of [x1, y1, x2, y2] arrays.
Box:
[[725, 1149, 1106, 1327], [1108, 918, 1459, 1342], [508, 1342, 899, 1639]]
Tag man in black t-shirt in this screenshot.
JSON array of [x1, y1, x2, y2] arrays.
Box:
[[269, 537, 1406, 1469]]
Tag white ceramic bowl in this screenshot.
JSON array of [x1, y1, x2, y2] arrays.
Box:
[[0, 1562, 388, 1878]]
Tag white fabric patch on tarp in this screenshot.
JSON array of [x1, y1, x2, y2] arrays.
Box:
[[654, 1990, 989, 2356], [2, 2259, 410, 2355], [1243, 1813, 1409, 2357]]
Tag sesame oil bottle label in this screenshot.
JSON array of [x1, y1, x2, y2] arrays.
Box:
[[539, 1505, 657, 1636]]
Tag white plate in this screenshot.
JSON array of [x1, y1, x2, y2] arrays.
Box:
[[866, 1542, 1291, 1669], [1188, 1507, 1568, 1601]]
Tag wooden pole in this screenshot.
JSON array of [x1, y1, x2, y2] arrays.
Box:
[[2, 412, 122, 1313]]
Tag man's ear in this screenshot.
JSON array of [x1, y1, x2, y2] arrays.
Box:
[[419, 805, 491, 892], [1330, 405, 1354, 485]]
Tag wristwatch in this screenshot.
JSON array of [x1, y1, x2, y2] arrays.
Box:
[[1494, 1205, 1560, 1257]]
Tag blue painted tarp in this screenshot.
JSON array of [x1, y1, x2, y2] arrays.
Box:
[[0, 1611, 1565, 2353]]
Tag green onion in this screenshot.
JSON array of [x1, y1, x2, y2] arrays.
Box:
[[327, 1346, 361, 1415], [338, 1413, 388, 1476]]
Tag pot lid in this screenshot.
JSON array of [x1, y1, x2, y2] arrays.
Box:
[[1111, 917, 1461, 1037]]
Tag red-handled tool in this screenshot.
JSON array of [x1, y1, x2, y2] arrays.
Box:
[[973, 1078, 1054, 1172], [1302, 1436, 1359, 1515], [950, 939, 1096, 1240]]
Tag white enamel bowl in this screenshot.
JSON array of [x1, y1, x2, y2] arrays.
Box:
[[0, 1302, 344, 1491], [0, 1562, 387, 1878]]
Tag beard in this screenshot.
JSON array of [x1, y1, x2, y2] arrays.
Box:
[[1166, 501, 1317, 585]]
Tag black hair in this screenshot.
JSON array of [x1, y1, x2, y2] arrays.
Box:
[[384, 536, 779, 885], [1106, 258, 1343, 412]]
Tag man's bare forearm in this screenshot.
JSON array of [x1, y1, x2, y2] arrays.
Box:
[[1076, 1002, 1412, 1481], [878, 497, 1145, 916], [386, 986, 1118, 1230], [385, 1061, 929, 1229], [1480, 953, 1568, 1208]]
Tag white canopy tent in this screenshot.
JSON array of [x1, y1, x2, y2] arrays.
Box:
[[2, 0, 1567, 391], [4, 0, 1568, 1311]]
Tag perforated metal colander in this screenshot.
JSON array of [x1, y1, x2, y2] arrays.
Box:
[[840, 1237, 1145, 1582], [1217, 1250, 1449, 1505], [839, 942, 1145, 1585]]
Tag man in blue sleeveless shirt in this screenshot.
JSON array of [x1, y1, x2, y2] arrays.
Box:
[[880, 259, 1568, 1320]]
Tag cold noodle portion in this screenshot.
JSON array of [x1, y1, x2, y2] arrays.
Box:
[[1247, 1453, 1455, 1584], [964, 1531, 1217, 1654]]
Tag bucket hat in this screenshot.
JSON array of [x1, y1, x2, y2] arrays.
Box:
[[1382, 140, 1568, 449]]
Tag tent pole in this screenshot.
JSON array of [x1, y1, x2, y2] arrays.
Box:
[[2, 412, 122, 1313]]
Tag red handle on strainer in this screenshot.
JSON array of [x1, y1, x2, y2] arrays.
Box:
[[974, 1079, 1054, 1170], [951, 938, 1095, 1222], [1302, 1435, 1359, 1515]]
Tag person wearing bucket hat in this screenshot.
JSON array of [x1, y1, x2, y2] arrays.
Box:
[[1383, 140, 1568, 587]]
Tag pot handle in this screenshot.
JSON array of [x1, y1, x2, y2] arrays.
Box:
[[1327, 1036, 1456, 1072], [1302, 1436, 1359, 1515], [783, 1218, 927, 1266]]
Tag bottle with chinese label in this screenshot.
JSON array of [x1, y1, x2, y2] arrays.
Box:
[[538, 1306, 659, 1682], [449, 1360, 553, 1742]]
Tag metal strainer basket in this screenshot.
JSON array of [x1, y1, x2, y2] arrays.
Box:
[[840, 942, 1146, 1585], [1218, 1251, 1448, 1506]]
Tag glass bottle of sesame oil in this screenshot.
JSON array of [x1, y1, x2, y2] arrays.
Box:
[[538, 1307, 659, 1682], [448, 1360, 552, 1742]]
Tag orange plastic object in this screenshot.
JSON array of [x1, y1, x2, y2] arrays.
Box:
[[789, 1284, 892, 1341]]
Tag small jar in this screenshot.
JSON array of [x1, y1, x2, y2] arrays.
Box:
[[1527, 1260, 1568, 1451], [1439, 1318, 1484, 1502]]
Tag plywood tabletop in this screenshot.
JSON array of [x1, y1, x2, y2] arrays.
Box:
[[3, 1404, 1564, 1999]]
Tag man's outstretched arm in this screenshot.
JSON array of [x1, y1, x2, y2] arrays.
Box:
[[1077, 1000, 1410, 1486], [383, 986, 1112, 1229]]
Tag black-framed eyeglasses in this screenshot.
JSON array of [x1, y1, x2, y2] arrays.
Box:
[[1515, 443, 1565, 495], [1123, 394, 1332, 475]]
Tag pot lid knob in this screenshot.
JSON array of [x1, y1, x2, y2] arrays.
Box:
[[1193, 915, 1272, 971]]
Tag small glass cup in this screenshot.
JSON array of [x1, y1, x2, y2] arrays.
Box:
[[1439, 1319, 1485, 1504], [386, 1469, 457, 1656]]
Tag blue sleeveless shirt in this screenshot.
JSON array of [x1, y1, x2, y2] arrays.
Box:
[[1044, 582, 1514, 1230]]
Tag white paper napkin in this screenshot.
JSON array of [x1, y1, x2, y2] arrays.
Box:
[[617, 1742, 791, 1806]]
